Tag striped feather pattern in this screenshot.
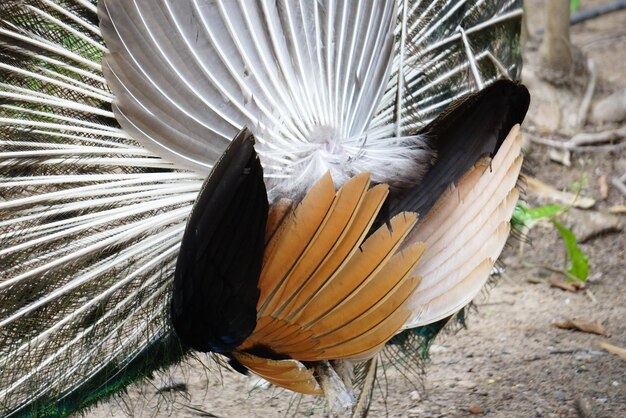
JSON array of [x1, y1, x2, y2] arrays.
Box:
[[239, 173, 424, 365], [0, 1, 199, 414], [403, 125, 523, 328], [98, 0, 432, 200], [373, 0, 524, 134]]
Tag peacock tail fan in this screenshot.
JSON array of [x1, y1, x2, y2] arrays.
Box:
[[0, 1, 196, 416], [1, 0, 526, 416], [10, 332, 187, 418]]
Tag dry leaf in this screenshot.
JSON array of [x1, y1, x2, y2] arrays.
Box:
[[598, 175, 609, 200], [526, 176, 596, 209], [597, 341, 626, 359], [554, 319, 610, 337], [608, 205, 626, 214], [550, 277, 583, 292], [468, 404, 485, 415]]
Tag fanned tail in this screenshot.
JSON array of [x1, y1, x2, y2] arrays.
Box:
[[0, 2, 198, 415], [98, 0, 433, 200], [0, 0, 529, 415], [375, 0, 524, 135]]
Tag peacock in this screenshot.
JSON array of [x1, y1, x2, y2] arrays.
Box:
[[0, 0, 529, 416]]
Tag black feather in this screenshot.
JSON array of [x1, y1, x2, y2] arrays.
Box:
[[390, 80, 530, 219], [171, 128, 268, 353]]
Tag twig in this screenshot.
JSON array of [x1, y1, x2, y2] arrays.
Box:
[[525, 262, 585, 284], [582, 32, 626, 49], [611, 176, 626, 197], [549, 349, 576, 355], [577, 58, 596, 128], [570, 0, 626, 26], [183, 404, 220, 417], [535, 0, 626, 36], [585, 289, 597, 304], [597, 341, 626, 359], [478, 301, 514, 306], [570, 125, 626, 145], [525, 175, 596, 208], [528, 133, 626, 152]]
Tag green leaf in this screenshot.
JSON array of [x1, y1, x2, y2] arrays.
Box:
[[570, 0, 581, 13], [552, 220, 589, 282], [513, 203, 562, 227]]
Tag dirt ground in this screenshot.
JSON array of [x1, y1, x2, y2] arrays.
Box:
[[92, 2, 625, 417]]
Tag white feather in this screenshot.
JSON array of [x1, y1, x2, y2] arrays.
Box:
[[100, 0, 432, 200]]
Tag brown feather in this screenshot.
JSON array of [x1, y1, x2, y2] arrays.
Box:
[[268, 246, 423, 354], [256, 172, 335, 313], [232, 352, 322, 395], [299, 244, 424, 340], [237, 173, 423, 365], [284, 277, 420, 358], [249, 211, 417, 350], [311, 304, 414, 361], [271, 184, 389, 322], [291, 213, 418, 328], [246, 181, 390, 345], [260, 173, 372, 318]]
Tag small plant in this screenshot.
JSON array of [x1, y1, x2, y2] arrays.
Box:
[[513, 203, 589, 283], [552, 219, 589, 282]]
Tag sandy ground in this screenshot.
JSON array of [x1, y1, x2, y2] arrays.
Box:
[[91, 2, 626, 417]]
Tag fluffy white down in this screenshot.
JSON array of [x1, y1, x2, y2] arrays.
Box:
[[257, 126, 433, 201]]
